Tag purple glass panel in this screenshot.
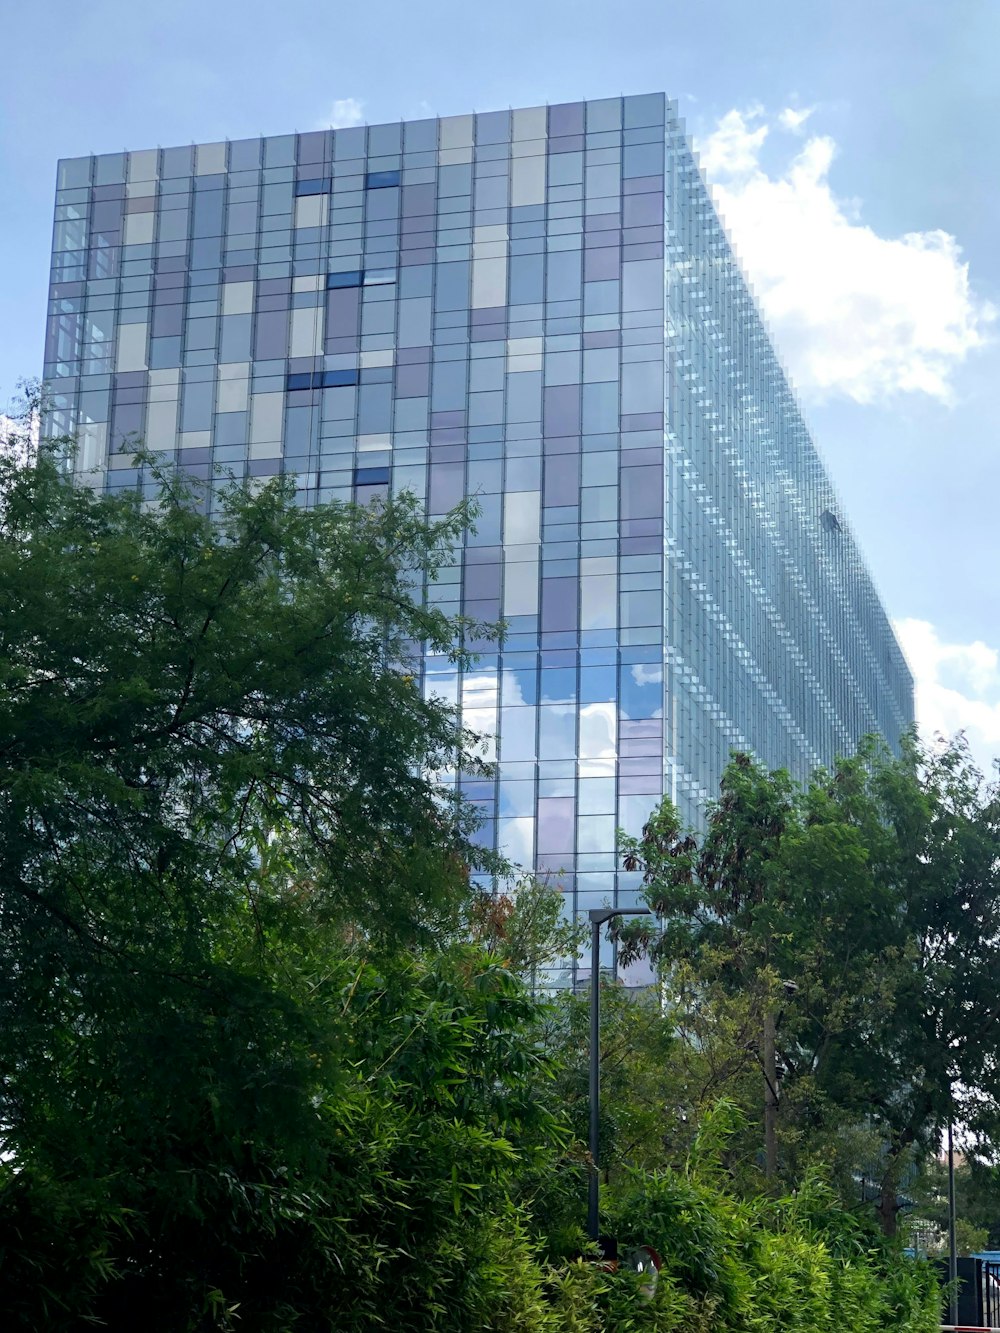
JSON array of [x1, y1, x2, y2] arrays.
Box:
[[621, 522, 661, 542], [620, 736, 661, 757], [621, 719, 662, 739], [111, 402, 143, 442], [623, 193, 662, 228], [623, 242, 664, 262], [428, 461, 465, 513], [584, 247, 619, 281], [621, 412, 663, 432], [394, 362, 430, 397], [543, 384, 580, 436], [152, 304, 183, 338], [623, 226, 662, 245], [584, 231, 621, 253], [537, 797, 575, 853], [464, 563, 501, 601], [91, 201, 123, 235], [620, 536, 661, 555], [430, 410, 465, 428], [621, 466, 662, 520], [466, 548, 503, 568], [620, 757, 663, 776], [254, 310, 288, 360], [297, 130, 328, 164], [544, 454, 579, 506], [325, 288, 360, 341], [402, 212, 433, 233], [541, 577, 579, 633], [465, 598, 501, 622], [154, 271, 186, 291], [549, 102, 585, 136], [397, 346, 431, 365], [624, 174, 664, 195], [429, 443, 464, 462], [584, 212, 621, 232], [401, 231, 434, 251], [583, 330, 619, 349]]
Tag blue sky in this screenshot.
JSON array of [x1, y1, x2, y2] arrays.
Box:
[[3, 0, 999, 765]]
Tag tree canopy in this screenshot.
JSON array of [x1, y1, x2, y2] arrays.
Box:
[[621, 737, 1000, 1234], [0, 430, 947, 1329]]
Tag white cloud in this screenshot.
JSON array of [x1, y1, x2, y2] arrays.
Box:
[[894, 618, 1000, 774], [630, 663, 663, 688], [778, 106, 814, 133], [695, 107, 994, 404], [698, 105, 768, 178], [321, 97, 365, 130]]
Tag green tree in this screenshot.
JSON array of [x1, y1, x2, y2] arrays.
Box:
[[0, 439, 557, 1327], [620, 739, 1000, 1234], [0, 430, 947, 1328], [465, 873, 587, 990]]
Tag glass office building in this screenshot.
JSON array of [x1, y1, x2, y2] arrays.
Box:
[[43, 94, 913, 950]]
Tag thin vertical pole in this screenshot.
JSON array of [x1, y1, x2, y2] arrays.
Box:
[[948, 1109, 958, 1327], [763, 1005, 777, 1180], [586, 906, 648, 1245], [588, 917, 601, 1241]]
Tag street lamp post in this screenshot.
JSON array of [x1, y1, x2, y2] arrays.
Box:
[[588, 906, 651, 1242], [948, 1098, 958, 1328]]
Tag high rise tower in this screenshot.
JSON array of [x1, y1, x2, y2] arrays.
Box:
[[43, 94, 913, 945]]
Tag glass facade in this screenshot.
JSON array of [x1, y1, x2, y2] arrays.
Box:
[[43, 94, 913, 972]]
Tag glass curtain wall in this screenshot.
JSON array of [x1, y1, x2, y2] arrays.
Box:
[[43, 94, 913, 979]]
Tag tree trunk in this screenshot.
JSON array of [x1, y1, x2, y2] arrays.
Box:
[[876, 1180, 898, 1238]]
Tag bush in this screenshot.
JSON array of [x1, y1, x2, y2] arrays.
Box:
[[601, 1157, 940, 1333]]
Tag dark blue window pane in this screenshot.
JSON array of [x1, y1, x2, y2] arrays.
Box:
[[286, 372, 313, 391], [365, 170, 401, 189], [320, 369, 359, 388], [327, 270, 363, 289], [354, 466, 391, 485], [295, 178, 330, 196]]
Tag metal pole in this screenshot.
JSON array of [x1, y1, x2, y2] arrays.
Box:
[[948, 1109, 958, 1327], [587, 907, 651, 1243], [588, 916, 601, 1242], [763, 1005, 777, 1180]]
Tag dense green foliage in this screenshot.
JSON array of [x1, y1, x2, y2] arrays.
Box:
[[620, 736, 1000, 1237], [0, 435, 944, 1328]]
